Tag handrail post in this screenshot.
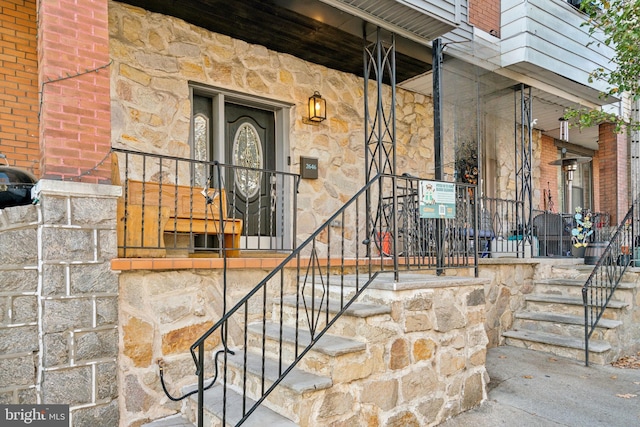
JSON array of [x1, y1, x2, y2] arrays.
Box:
[[198, 344, 204, 427], [582, 286, 589, 367], [392, 174, 399, 281]]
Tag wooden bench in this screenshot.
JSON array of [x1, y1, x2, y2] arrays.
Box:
[[112, 156, 243, 258]]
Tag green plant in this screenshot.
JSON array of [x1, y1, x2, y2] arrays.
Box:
[[572, 207, 594, 248]]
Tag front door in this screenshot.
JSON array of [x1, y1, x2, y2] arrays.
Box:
[[225, 103, 276, 239]]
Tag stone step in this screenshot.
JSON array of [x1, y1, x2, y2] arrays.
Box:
[[225, 349, 332, 394], [503, 330, 612, 364], [281, 295, 391, 318], [183, 382, 298, 427], [248, 322, 366, 356], [513, 311, 623, 343], [277, 295, 392, 338], [246, 322, 369, 380], [504, 329, 610, 352], [552, 264, 640, 281], [321, 272, 485, 292], [221, 350, 331, 424], [534, 278, 636, 291], [142, 414, 194, 427], [514, 311, 622, 329], [523, 294, 628, 318]]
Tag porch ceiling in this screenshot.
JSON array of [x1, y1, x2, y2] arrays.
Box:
[[119, 0, 442, 82]]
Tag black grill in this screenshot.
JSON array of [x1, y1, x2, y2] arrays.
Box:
[[0, 166, 37, 209]]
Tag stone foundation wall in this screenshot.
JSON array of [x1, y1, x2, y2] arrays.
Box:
[[349, 281, 489, 426], [118, 268, 298, 425], [478, 260, 537, 348], [117, 268, 488, 426], [0, 180, 121, 426]]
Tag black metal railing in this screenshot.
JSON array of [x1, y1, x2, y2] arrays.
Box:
[[112, 148, 300, 257], [477, 197, 525, 258], [164, 173, 478, 426], [582, 202, 636, 366], [373, 175, 478, 273]]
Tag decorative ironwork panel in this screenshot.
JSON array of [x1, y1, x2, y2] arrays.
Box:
[[364, 27, 396, 180], [514, 84, 533, 254]]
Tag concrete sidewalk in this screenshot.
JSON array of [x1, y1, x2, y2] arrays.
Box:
[[441, 346, 640, 427]]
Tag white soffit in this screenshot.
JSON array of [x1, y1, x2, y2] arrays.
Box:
[[318, 0, 459, 44]]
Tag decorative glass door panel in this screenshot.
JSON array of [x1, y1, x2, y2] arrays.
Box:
[[225, 103, 275, 238]]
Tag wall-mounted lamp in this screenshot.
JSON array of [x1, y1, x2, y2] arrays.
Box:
[[307, 91, 326, 123]]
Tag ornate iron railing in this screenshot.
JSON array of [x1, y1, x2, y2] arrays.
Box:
[[160, 173, 478, 426], [582, 203, 635, 366], [112, 148, 300, 257]]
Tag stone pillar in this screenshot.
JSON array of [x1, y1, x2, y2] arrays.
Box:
[[597, 122, 628, 224], [37, 0, 112, 183], [24, 180, 119, 426]]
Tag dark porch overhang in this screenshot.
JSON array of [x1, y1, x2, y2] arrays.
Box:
[[118, 0, 459, 83]]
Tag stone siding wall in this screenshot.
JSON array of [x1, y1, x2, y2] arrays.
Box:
[[108, 1, 435, 236], [482, 111, 543, 204], [0, 180, 121, 426]]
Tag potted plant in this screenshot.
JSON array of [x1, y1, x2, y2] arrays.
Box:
[[571, 206, 593, 258]]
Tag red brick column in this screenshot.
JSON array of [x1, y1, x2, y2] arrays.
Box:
[[539, 135, 559, 211], [596, 122, 628, 224], [0, 0, 39, 175], [37, 0, 111, 183], [469, 0, 500, 37]]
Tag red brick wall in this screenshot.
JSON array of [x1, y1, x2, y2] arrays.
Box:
[[539, 135, 559, 211], [0, 0, 39, 175], [469, 0, 501, 37], [37, 0, 111, 183], [596, 123, 628, 224]]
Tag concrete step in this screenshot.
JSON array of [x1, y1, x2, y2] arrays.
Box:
[[142, 414, 194, 427], [246, 322, 368, 379], [221, 350, 331, 424], [503, 329, 612, 364], [183, 382, 298, 427]]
